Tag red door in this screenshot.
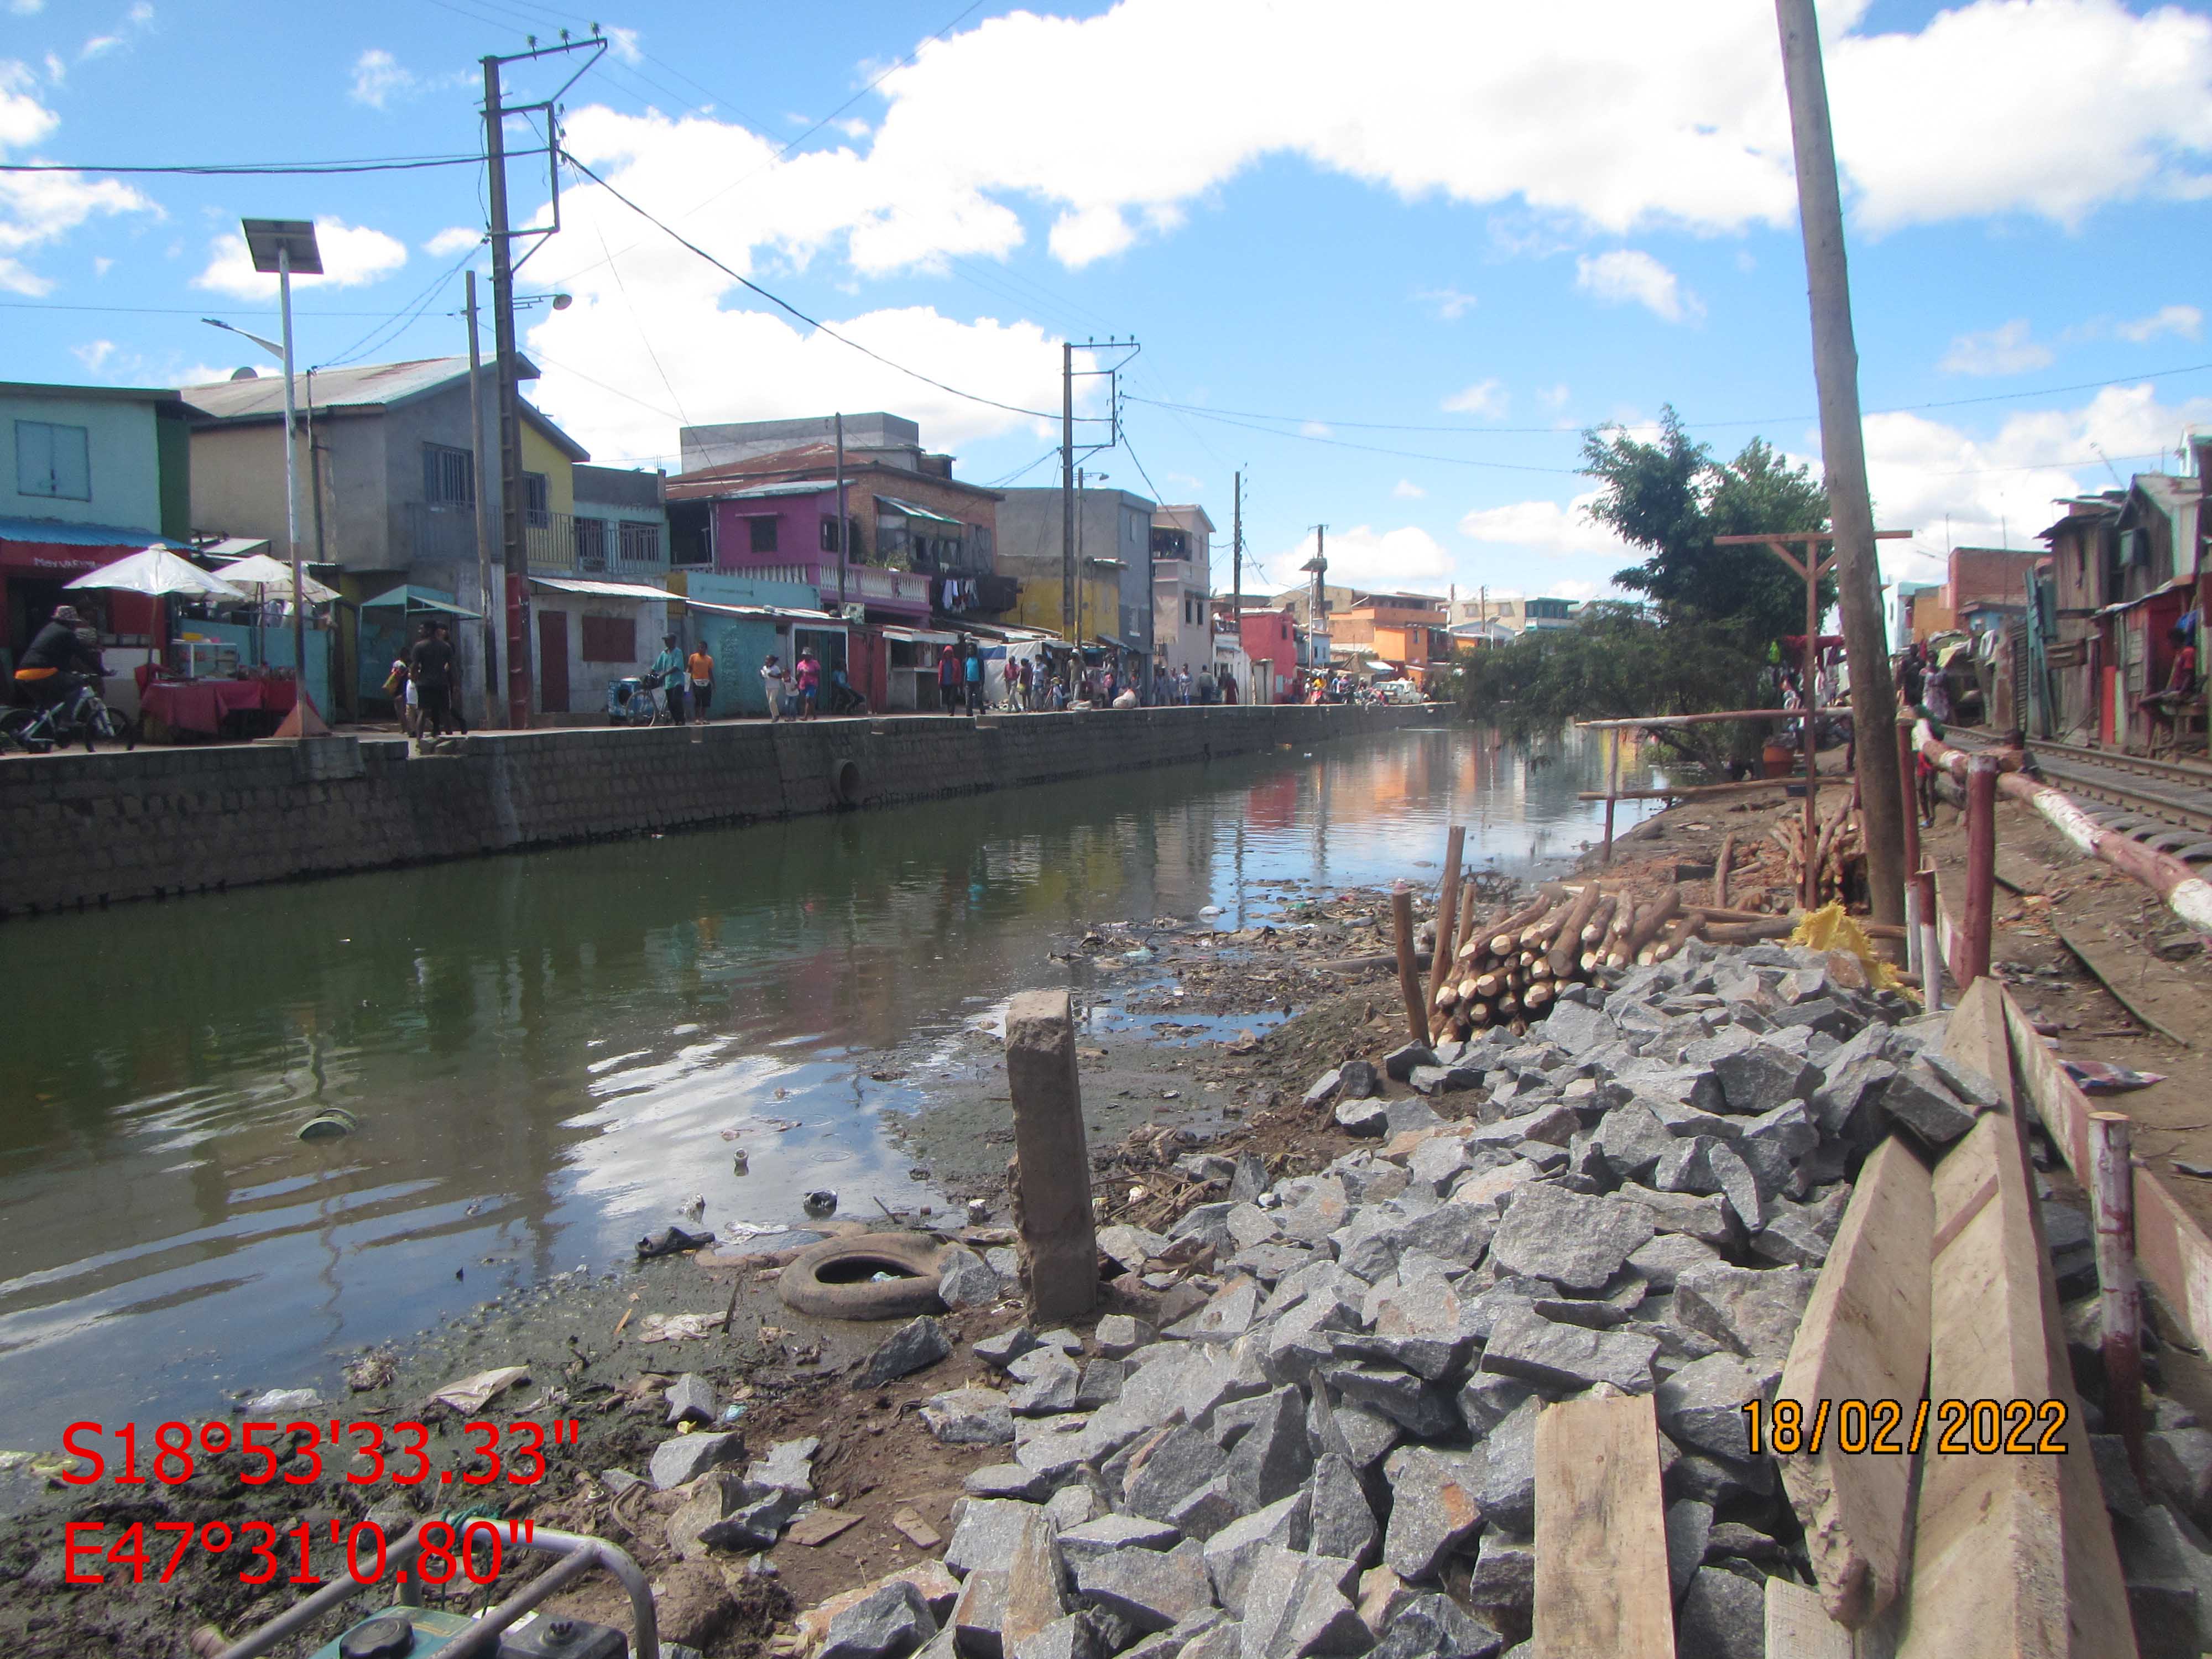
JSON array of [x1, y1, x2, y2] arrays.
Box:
[[538, 610, 570, 715]]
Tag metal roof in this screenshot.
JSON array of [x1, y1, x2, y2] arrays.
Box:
[[721, 481, 835, 502], [180, 356, 584, 461], [875, 495, 962, 526], [0, 516, 194, 550], [0, 381, 184, 407], [530, 576, 672, 603]]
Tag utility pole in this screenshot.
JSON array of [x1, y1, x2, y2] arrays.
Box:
[[465, 268, 498, 724], [1061, 342, 1075, 638], [835, 411, 847, 612], [1774, 0, 1906, 932], [1230, 469, 1241, 642], [481, 33, 604, 729], [483, 55, 531, 729]]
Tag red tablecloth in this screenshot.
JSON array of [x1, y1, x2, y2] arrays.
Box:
[[141, 678, 297, 735]]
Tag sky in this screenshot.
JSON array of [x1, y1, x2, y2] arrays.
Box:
[[5, 0, 2212, 607]]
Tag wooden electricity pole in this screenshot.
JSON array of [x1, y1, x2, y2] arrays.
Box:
[[1774, 0, 1907, 932]]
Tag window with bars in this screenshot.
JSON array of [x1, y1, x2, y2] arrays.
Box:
[[525, 472, 549, 528], [819, 514, 860, 554], [619, 520, 661, 564], [748, 515, 779, 555], [574, 517, 610, 567], [422, 442, 474, 506]]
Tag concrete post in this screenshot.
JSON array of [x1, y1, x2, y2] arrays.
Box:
[[1005, 988, 1098, 1321]]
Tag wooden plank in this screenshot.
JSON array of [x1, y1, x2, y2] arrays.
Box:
[[1944, 975, 2017, 1118], [2001, 986, 2212, 1355], [1895, 1109, 2137, 1658], [1777, 1135, 1933, 1629], [1533, 1392, 1673, 1659], [1765, 1575, 1855, 1658]]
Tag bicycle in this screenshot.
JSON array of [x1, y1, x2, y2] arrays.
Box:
[[1, 672, 134, 754]]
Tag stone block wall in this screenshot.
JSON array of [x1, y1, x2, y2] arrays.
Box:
[[0, 703, 1437, 919]]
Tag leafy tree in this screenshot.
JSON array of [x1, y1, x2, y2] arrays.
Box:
[[1449, 602, 1776, 769], [1584, 408, 1832, 645]]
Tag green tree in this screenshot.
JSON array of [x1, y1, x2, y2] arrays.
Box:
[[1450, 602, 1775, 769], [1584, 408, 1832, 645]]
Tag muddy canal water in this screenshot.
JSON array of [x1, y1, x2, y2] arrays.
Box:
[[0, 723, 1659, 1448]]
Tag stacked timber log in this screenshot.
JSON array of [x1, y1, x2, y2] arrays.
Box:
[[1775, 791, 1865, 907], [1425, 873, 1703, 1040]]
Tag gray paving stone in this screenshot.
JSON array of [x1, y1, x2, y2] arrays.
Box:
[[1488, 1182, 1654, 1292], [1654, 1354, 1782, 1461], [664, 1372, 717, 1427], [1204, 1490, 1312, 1615], [924, 1387, 1017, 1446], [821, 1579, 938, 1659], [1670, 1262, 1815, 1362], [1238, 1545, 1368, 1659], [1305, 1453, 1378, 1568], [1383, 1447, 1485, 1581], [648, 1430, 744, 1491], [1074, 1538, 1217, 1634], [860, 1316, 953, 1387], [1478, 1306, 1659, 1395], [1664, 1500, 1713, 1602], [1674, 1567, 1764, 1659]]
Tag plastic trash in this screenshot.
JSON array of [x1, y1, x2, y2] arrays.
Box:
[[297, 1108, 359, 1141], [246, 1388, 320, 1415], [637, 1225, 716, 1259], [802, 1190, 839, 1218], [2063, 1060, 2164, 1095]]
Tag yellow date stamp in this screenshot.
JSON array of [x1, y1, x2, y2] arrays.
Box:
[[1742, 1397, 2072, 1457]]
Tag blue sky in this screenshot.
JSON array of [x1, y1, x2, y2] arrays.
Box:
[[6, 0, 2211, 606]]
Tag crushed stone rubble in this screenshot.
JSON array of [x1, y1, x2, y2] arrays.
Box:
[[625, 935, 2212, 1658]]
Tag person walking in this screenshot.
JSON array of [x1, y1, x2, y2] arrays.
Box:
[[686, 640, 716, 723], [1218, 667, 1238, 705], [794, 646, 822, 719], [760, 653, 788, 722], [406, 618, 456, 741], [963, 642, 983, 713], [938, 642, 962, 713], [650, 633, 686, 724]]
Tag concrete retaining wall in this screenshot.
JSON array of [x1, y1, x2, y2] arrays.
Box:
[[0, 703, 1440, 919]]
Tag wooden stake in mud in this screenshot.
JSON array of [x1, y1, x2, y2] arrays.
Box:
[[1427, 825, 1465, 1015], [1960, 752, 1998, 988], [1392, 884, 1431, 1047], [1714, 833, 1735, 909], [2090, 1110, 2146, 1475], [1601, 729, 1620, 865]]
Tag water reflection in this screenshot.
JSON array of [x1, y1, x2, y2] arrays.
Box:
[[0, 724, 1653, 1444]]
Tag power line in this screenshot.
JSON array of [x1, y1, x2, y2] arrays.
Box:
[[1136, 403, 1583, 475], [559, 148, 1089, 425], [0, 300, 458, 319], [987, 447, 1061, 487], [0, 155, 478, 176]]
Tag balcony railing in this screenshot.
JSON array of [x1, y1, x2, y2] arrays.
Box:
[[405, 502, 667, 580], [743, 561, 934, 609]]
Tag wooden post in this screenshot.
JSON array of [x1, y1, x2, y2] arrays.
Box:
[[1601, 728, 1619, 865], [1427, 825, 1465, 1015], [1897, 716, 1923, 980], [1714, 832, 1734, 910], [2090, 1110, 2145, 1475], [1773, 0, 1912, 941], [1961, 752, 1998, 988], [1392, 884, 1431, 1047]]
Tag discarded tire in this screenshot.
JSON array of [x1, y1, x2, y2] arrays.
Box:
[[778, 1232, 948, 1320], [830, 757, 862, 806]]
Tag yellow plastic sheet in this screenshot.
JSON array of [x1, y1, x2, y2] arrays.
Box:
[[1788, 901, 1907, 992]]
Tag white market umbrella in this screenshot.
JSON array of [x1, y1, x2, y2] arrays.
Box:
[[212, 551, 338, 605], [67, 546, 246, 601]]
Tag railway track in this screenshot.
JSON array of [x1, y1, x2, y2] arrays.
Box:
[[1953, 730, 2212, 861]]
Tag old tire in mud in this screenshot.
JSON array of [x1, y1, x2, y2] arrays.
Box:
[[778, 1232, 948, 1320]]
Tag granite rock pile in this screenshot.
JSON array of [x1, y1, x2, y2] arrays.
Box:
[[810, 938, 1995, 1659]]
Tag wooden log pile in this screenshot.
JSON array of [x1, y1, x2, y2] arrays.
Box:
[[1422, 866, 1706, 1041], [1775, 791, 1865, 908]]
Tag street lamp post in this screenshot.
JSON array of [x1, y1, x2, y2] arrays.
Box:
[[204, 217, 324, 735]]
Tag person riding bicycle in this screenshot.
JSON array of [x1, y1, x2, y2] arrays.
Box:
[[13, 603, 103, 711]]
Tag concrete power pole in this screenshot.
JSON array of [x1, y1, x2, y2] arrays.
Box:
[[465, 268, 498, 725], [1231, 470, 1241, 640], [1061, 342, 1075, 638], [483, 55, 531, 729], [1775, 0, 1905, 932]]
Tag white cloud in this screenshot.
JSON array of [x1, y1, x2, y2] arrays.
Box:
[[350, 49, 414, 109], [91, 254, 111, 276], [423, 225, 481, 257], [1859, 383, 2212, 587], [604, 26, 643, 66], [1442, 378, 1509, 418], [1280, 524, 1457, 590], [525, 0, 2212, 296], [192, 218, 408, 297], [71, 338, 113, 372], [1574, 249, 1700, 324], [0, 65, 155, 295], [1457, 491, 1631, 561], [2116, 303, 2203, 343], [80, 2, 152, 61], [1939, 319, 2053, 375], [1537, 384, 1571, 413], [1416, 286, 1477, 320], [11, 1, 48, 15], [1393, 478, 1426, 499], [1298, 420, 1332, 439]]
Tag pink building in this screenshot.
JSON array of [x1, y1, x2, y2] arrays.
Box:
[[1236, 606, 1300, 701]]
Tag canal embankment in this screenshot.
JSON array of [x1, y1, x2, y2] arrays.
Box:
[[0, 701, 1436, 920]]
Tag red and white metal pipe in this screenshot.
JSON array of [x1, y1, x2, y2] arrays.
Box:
[[1916, 723, 2212, 939]]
